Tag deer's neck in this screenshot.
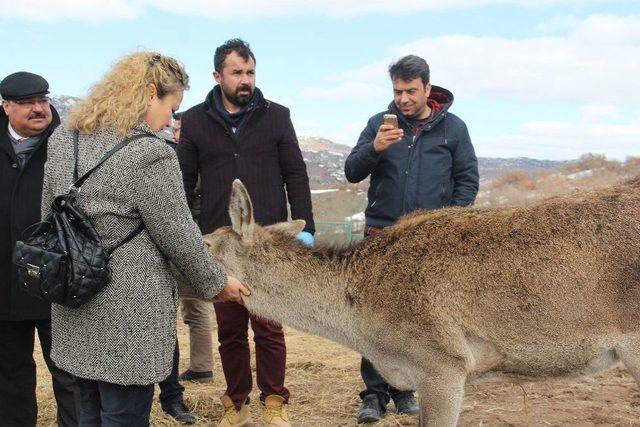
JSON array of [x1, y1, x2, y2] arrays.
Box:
[[243, 245, 365, 350]]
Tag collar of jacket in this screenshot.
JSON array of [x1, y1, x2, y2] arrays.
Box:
[[164, 138, 177, 151], [203, 86, 269, 132], [0, 105, 60, 162], [388, 84, 453, 132]]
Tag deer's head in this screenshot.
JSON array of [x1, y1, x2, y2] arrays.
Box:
[[203, 179, 306, 282]]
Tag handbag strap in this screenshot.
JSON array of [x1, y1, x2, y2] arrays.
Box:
[[107, 222, 145, 255], [71, 130, 155, 255], [71, 130, 155, 191]]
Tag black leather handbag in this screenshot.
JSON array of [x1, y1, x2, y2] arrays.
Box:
[[13, 130, 152, 308]]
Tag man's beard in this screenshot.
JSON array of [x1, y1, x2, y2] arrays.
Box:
[[222, 84, 254, 108]]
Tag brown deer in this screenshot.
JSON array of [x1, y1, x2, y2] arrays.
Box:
[[202, 178, 640, 427]]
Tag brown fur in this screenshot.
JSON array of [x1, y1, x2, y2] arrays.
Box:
[[203, 178, 640, 427]]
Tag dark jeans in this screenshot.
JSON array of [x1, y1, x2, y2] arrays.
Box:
[[360, 357, 413, 406], [0, 319, 79, 427], [158, 340, 184, 409], [76, 377, 154, 427], [214, 301, 289, 408]]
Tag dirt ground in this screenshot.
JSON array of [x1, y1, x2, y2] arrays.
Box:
[[33, 310, 640, 427]]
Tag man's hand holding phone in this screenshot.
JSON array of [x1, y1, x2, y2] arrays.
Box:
[[373, 114, 404, 152]]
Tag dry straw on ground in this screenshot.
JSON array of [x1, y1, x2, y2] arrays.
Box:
[[33, 320, 640, 426]]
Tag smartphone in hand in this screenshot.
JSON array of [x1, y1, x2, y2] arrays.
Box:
[[383, 114, 398, 129]]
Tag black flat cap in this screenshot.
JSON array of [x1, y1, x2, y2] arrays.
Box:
[[0, 71, 50, 100]]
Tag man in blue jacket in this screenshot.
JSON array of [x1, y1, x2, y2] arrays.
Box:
[[344, 54, 479, 423]]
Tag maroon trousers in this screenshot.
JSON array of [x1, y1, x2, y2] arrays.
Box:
[[214, 302, 289, 408]]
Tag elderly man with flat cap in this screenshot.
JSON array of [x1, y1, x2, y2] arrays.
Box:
[[0, 72, 79, 426]]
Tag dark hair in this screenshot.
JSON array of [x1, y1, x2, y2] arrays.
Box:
[[172, 112, 182, 121], [388, 55, 430, 86], [214, 38, 256, 72]]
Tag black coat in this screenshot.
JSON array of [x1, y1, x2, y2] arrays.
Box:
[[345, 86, 479, 228], [0, 107, 60, 320], [177, 88, 315, 234]]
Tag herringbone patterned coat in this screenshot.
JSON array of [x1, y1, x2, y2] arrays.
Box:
[[42, 122, 226, 385]]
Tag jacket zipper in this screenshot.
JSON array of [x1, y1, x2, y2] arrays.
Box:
[[398, 111, 448, 213], [401, 134, 416, 214], [395, 112, 412, 215]]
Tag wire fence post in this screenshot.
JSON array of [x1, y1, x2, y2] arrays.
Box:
[[345, 220, 352, 243]]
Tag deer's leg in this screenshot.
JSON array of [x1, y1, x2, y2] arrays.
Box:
[[416, 363, 466, 427], [616, 341, 640, 387]]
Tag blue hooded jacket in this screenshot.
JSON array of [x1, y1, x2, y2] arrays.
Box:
[[344, 85, 479, 228]]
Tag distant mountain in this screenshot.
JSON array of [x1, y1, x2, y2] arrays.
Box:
[[299, 137, 350, 185], [298, 135, 567, 186], [50, 95, 79, 118], [478, 157, 568, 183], [298, 136, 351, 155]]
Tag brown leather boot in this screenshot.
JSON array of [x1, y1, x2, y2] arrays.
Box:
[[261, 395, 291, 427], [217, 395, 252, 427]]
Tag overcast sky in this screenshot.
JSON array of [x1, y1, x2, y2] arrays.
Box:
[[1, 0, 638, 159]]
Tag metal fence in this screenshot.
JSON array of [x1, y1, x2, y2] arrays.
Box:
[[314, 221, 363, 245]]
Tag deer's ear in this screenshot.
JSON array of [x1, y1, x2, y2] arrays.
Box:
[[266, 220, 306, 238], [229, 179, 255, 242]]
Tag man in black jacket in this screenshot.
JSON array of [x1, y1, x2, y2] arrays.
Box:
[[178, 39, 314, 427], [345, 55, 479, 424], [0, 72, 79, 426]]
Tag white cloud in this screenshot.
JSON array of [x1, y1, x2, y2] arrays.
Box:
[[146, 0, 604, 19], [397, 15, 640, 103], [0, 0, 629, 21], [0, 0, 138, 21], [580, 104, 621, 121], [475, 115, 640, 160], [535, 15, 582, 33], [302, 14, 640, 104], [300, 82, 387, 101]]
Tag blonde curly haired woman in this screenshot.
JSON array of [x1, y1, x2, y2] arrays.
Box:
[[42, 52, 249, 426]]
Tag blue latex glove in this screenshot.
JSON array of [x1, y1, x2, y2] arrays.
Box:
[[295, 231, 315, 247]]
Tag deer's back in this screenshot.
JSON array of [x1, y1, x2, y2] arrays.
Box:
[[345, 180, 640, 375]]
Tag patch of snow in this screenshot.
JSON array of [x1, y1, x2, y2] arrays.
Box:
[[566, 169, 593, 180], [310, 189, 339, 194], [345, 212, 365, 221]]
